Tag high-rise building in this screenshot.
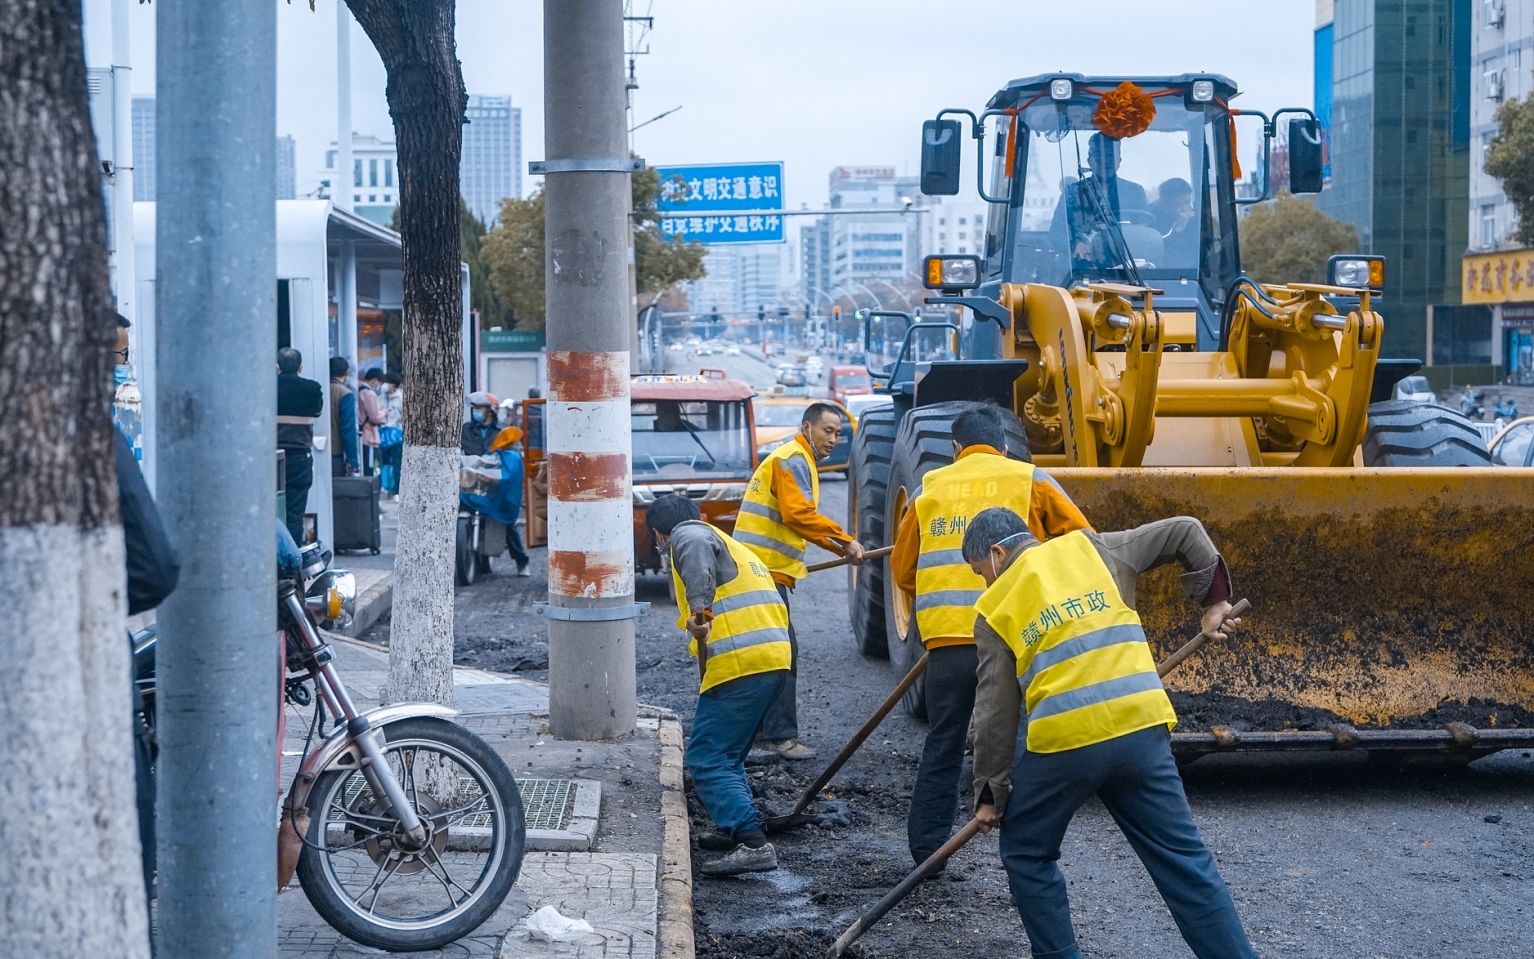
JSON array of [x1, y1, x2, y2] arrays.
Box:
[[685, 244, 787, 319], [320, 134, 399, 227], [1315, 0, 1473, 364], [797, 167, 926, 312], [132, 96, 154, 202], [131, 96, 298, 204], [276, 135, 296, 201], [461, 94, 523, 226], [923, 197, 993, 259], [1461, 0, 1534, 383]]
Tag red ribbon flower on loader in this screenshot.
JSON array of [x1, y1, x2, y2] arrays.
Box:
[[1092, 81, 1156, 140]]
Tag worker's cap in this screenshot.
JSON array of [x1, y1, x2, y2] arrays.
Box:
[[467, 390, 500, 408]]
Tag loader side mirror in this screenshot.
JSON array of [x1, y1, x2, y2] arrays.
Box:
[[921, 119, 963, 196], [1288, 118, 1324, 195]]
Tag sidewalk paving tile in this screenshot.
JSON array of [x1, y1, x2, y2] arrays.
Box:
[[498, 853, 659, 959]]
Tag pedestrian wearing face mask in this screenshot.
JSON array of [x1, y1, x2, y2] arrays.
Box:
[[461, 391, 500, 455]]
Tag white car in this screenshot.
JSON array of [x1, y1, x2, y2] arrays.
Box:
[[844, 393, 894, 421], [1393, 375, 1436, 404], [725, 345, 741, 355]]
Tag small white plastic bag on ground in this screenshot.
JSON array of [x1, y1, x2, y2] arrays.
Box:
[[525, 904, 596, 943]]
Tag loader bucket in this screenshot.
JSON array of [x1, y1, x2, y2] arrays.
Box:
[[1053, 467, 1534, 757]]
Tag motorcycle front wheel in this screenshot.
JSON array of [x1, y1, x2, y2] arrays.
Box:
[[296, 717, 525, 952]]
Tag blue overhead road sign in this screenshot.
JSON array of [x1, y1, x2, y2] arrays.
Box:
[[655, 162, 785, 244]]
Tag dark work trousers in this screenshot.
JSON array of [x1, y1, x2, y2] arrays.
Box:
[[759, 583, 799, 742], [508, 521, 530, 567], [282, 448, 313, 544], [689, 670, 788, 839], [907, 643, 978, 864], [999, 724, 1258, 959]]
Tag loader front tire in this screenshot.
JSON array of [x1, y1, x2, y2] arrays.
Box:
[[848, 404, 899, 658], [883, 401, 1032, 720], [1362, 401, 1493, 467]]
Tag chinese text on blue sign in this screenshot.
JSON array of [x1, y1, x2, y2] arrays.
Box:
[[655, 162, 785, 245]]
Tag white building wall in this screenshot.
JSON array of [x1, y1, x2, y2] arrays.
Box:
[[1470, 0, 1534, 251]]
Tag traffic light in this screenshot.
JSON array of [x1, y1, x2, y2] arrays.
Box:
[[758, 305, 766, 323]]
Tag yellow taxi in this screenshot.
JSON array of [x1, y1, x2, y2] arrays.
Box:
[[752, 386, 855, 474]]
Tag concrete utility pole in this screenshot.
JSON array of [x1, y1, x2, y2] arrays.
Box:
[[110, 0, 135, 327], [541, 0, 640, 740], [155, 0, 279, 955]]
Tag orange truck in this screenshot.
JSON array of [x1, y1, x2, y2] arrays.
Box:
[[522, 374, 759, 574], [829, 365, 873, 405]]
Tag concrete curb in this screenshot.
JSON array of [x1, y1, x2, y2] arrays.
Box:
[[341, 571, 393, 639], [656, 717, 695, 959]]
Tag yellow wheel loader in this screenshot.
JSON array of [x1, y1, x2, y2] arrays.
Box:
[[848, 74, 1534, 760]]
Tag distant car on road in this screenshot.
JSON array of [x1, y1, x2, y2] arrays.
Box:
[[777, 368, 807, 388], [843, 393, 893, 421], [725, 345, 741, 355], [1393, 375, 1436, 404], [830, 365, 873, 405]]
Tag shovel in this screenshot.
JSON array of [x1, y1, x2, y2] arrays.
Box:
[[804, 545, 893, 574], [826, 598, 1250, 958], [763, 651, 930, 833]]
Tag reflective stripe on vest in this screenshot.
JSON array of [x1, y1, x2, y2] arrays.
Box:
[[974, 529, 1176, 753], [735, 440, 818, 581], [670, 523, 793, 693], [912, 453, 1036, 645]]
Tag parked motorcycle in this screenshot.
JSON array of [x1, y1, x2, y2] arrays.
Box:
[[1496, 397, 1519, 419], [133, 531, 525, 952]]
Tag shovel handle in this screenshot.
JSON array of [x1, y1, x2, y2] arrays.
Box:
[[829, 817, 984, 957], [1156, 598, 1250, 679], [788, 652, 930, 818], [805, 544, 894, 574], [693, 612, 710, 683]]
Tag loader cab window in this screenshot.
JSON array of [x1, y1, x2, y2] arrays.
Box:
[[1003, 95, 1239, 306]]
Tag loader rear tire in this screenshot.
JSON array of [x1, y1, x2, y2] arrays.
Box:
[[884, 402, 1032, 720], [848, 404, 899, 658], [1362, 401, 1493, 467]]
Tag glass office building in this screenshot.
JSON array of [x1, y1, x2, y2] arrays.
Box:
[[1316, 0, 1472, 360]]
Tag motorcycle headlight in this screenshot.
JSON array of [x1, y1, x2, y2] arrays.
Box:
[[305, 570, 356, 630]]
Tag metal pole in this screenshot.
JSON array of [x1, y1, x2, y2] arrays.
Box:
[[154, 0, 278, 955], [110, 0, 135, 326], [542, 0, 638, 740], [335, 2, 352, 215], [339, 239, 358, 379]]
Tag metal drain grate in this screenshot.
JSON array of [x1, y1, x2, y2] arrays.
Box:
[[329, 776, 575, 832], [515, 778, 576, 831]]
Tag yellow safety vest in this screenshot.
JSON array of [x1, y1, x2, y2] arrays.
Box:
[[670, 523, 793, 693], [735, 439, 819, 582], [913, 452, 1036, 646], [974, 529, 1176, 753]]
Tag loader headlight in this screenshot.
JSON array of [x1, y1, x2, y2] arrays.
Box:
[[1327, 254, 1385, 291], [1049, 78, 1073, 101], [1191, 80, 1215, 103], [924, 254, 981, 292]]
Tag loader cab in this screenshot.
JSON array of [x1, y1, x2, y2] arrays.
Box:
[[922, 74, 1324, 352]]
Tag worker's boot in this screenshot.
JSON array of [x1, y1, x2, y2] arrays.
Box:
[[698, 829, 777, 877], [767, 738, 817, 761]]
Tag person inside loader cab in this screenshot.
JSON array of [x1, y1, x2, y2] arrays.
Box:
[[888, 405, 1091, 868], [735, 402, 868, 761], [648, 494, 792, 878], [1050, 132, 1148, 270], [963, 507, 1253, 959]]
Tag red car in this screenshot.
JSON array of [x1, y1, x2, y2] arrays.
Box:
[[830, 365, 873, 405]]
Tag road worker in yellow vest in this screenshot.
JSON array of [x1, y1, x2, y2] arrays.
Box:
[[735, 402, 867, 761], [648, 493, 795, 877], [887, 404, 1091, 869], [963, 506, 1254, 959]]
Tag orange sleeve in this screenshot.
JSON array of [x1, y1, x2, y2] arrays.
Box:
[[891, 505, 921, 596], [772, 456, 854, 553], [1029, 472, 1094, 541]]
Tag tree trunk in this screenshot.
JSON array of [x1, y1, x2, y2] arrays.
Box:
[[0, 2, 150, 957], [346, 0, 466, 706]]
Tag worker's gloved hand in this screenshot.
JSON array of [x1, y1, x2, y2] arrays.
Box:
[[688, 610, 712, 643], [843, 541, 867, 566], [974, 803, 1002, 834], [1201, 600, 1242, 641]]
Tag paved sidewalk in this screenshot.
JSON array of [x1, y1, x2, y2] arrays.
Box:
[[277, 637, 689, 959]]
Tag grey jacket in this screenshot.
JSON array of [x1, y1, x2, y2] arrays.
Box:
[[972, 518, 1227, 811], [667, 520, 741, 614]]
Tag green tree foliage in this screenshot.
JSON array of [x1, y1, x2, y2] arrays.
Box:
[[1484, 91, 1534, 247], [1238, 195, 1360, 284], [480, 166, 706, 330]]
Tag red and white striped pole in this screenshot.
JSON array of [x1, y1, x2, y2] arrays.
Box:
[[539, 0, 639, 740]]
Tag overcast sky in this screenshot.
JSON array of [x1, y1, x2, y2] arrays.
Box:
[[85, 0, 1315, 227]]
